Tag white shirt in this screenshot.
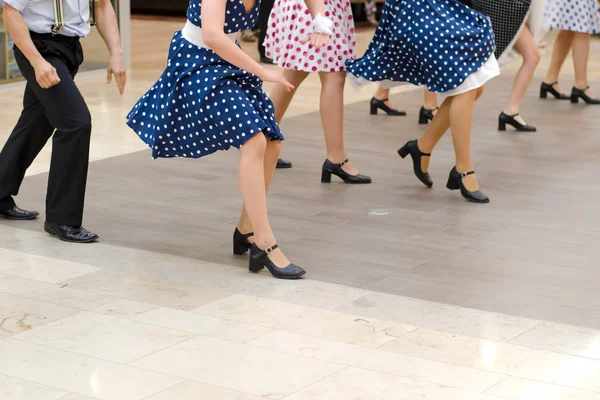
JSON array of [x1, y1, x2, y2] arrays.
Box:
[[4, 0, 96, 37]]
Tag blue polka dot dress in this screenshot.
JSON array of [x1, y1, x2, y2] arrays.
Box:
[[346, 0, 498, 94], [545, 0, 600, 34], [126, 0, 283, 159]]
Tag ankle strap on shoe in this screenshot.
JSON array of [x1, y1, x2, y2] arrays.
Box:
[[252, 244, 279, 258], [339, 159, 349, 167], [460, 171, 475, 178]]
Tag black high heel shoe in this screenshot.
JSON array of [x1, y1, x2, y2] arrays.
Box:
[[418, 106, 438, 124], [321, 159, 372, 184], [571, 86, 600, 105], [498, 112, 537, 132], [540, 82, 570, 100], [370, 98, 407, 116], [397, 140, 433, 188], [446, 167, 489, 204], [249, 243, 306, 279], [233, 228, 254, 255]]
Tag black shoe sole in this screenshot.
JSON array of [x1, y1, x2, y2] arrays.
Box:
[[0, 212, 39, 221], [44, 225, 99, 244], [276, 164, 293, 169]]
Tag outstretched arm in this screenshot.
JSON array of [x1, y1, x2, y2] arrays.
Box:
[[95, 0, 126, 94]]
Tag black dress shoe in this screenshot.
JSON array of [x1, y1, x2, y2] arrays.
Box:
[[233, 227, 254, 255], [276, 158, 292, 169], [446, 167, 490, 204], [369, 98, 407, 116], [571, 86, 600, 105], [418, 106, 438, 124], [0, 206, 39, 220], [249, 243, 305, 279], [44, 222, 99, 243], [260, 56, 275, 65], [398, 140, 433, 188], [498, 112, 537, 132], [540, 82, 570, 100], [321, 159, 372, 184]]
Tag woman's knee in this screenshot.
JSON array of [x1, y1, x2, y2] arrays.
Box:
[[524, 47, 541, 66], [241, 132, 267, 157]]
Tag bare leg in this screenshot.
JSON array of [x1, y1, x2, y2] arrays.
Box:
[[544, 30, 574, 93], [449, 88, 480, 191], [237, 139, 282, 241], [505, 26, 541, 124], [423, 88, 438, 111], [417, 96, 452, 172], [571, 32, 596, 98], [238, 133, 289, 267], [319, 71, 360, 175], [269, 69, 310, 123]]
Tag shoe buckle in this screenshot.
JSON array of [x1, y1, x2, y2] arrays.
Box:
[[339, 159, 348, 167], [265, 247, 273, 253]]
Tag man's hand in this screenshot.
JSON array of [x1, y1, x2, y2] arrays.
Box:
[[33, 58, 60, 89], [107, 52, 126, 94]]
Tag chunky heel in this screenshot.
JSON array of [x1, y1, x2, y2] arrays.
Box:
[[498, 119, 506, 131], [540, 88, 547, 99], [249, 257, 265, 273], [370, 98, 406, 116], [398, 140, 433, 188], [321, 169, 332, 183], [397, 144, 410, 159], [233, 228, 254, 256], [418, 106, 437, 125], [540, 82, 570, 100], [571, 87, 600, 105], [249, 244, 305, 279], [571, 95, 579, 104], [446, 167, 489, 203], [321, 159, 371, 184], [370, 103, 378, 115]]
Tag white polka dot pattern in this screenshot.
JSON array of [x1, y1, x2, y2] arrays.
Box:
[[545, 0, 600, 34], [186, 0, 261, 33], [345, 0, 496, 93], [263, 0, 356, 72], [126, 30, 283, 159]]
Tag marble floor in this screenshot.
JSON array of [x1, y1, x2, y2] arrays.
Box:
[[0, 18, 600, 400]]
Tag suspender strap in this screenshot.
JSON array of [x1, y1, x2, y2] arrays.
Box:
[[90, 0, 97, 26], [51, 0, 64, 36]]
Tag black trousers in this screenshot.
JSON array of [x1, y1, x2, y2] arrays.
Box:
[[0, 33, 91, 226], [257, 0, 276, 58]]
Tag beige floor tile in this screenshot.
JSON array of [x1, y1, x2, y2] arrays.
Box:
[[283, 367, 502, 400], [0, 293, 80, 335], [131, 335, 343, 397], [14, 312, 195, 363], [59, 395, 99, 400], [335, 292, 540, 342], [0, 339, 183, 400], [249, 330, 505, 392], [0, 273, 115, 310], [90, 299, 158, 319], [131, 307, 272, 342], [0, 248, 101, 284], [128, 282, 231, 311], [192, 294, 415, 348], [0, 374, 68, 400], [381, 328, 600, 392], [510, 322, 600, 360], [486, 377, 600, 399], [145, 381, 265, 400], [61, 270, 166, 298], [179, 270, 369, 310]]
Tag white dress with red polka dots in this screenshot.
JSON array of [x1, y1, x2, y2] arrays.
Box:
[[263, 0, 356, 72]]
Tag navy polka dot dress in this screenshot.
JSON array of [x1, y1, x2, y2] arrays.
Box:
[[345, 0, 496, 93], [126, 0, 283, 159]]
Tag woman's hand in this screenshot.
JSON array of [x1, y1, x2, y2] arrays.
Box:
[[258, 68, 295, 92], [300, 32, 330, 49]]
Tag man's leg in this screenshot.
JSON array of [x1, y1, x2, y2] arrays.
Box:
[[0, 63, 55, 216], [14, 49, 95, 241], [257, 0, 276, 60]]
